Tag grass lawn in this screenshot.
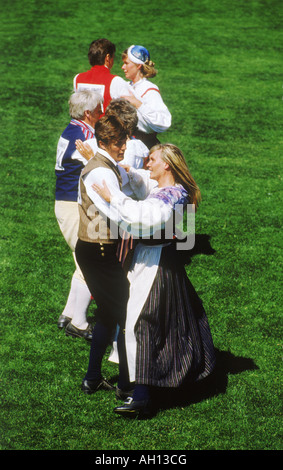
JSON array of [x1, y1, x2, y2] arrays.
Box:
[[0, 0, 282, 452]]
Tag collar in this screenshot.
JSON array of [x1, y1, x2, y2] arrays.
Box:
[[92, 64, 110, 71], [71, 119, 94, 134], [97, 148, 118, 166], [129, 77, 146, 87], [83, 121, 95, 133]]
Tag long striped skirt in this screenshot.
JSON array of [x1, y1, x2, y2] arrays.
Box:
[[134, 243, 216, 388]]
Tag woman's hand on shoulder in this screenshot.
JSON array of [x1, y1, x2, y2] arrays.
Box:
[[91, 180, 112, 203], [121, 92, 142, 109], [75, 139, 94, 160]]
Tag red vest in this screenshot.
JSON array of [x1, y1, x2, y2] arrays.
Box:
[[74, 65, 116, 114]]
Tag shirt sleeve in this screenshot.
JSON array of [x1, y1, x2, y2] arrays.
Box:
[[120, 139, 149, 169], [110, 190, 173, 238], [71, 149, 88, 166], [81, 166, 170, 238], [110, 76, 131, 98], [136, 88, 172, 133], [126, 168, 157, 200]]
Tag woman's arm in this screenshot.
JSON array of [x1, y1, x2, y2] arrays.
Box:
[[137, 89, 172, 133], [92, 180, 172, 238]]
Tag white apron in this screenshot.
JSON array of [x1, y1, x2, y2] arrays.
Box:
[[109, 242, 171, 382]]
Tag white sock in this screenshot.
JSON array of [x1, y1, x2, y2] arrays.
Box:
[[61, 273, 78, 319], [71, 277, 92, 330]]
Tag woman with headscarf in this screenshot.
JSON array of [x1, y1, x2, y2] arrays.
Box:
[[121, 45, 172, 149]]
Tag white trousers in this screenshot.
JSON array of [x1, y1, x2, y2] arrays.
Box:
[[54, 200, 91, 328], [54, 200, 84, 282]]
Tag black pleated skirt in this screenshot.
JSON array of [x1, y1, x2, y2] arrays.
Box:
[[134, 244, 216, 387]]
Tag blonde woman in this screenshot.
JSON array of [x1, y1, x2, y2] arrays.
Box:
[[91, 143, 216, 418], [121, 45, 172, 148]]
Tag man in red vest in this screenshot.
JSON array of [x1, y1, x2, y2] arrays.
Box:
[[73, 38, 129, 115]]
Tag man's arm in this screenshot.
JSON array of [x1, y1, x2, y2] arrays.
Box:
[[110, 76, 131, 98]]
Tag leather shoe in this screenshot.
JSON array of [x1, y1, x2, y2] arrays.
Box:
[[57, 315, 71, 329], [114, 397, 154, 419], [65, 322, 93, 341], [81, 378, 115, 394], [115, 387, 134, 400]]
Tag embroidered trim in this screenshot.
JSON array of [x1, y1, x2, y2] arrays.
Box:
[[141, 88, 161, 98]]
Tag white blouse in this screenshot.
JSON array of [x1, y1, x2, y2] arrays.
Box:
[[107, 168, 188, 240], [82, 164, 189, 243], [128, 78, 172, 134], [120, 138, 149, 169], [72, 137, 149, 171]]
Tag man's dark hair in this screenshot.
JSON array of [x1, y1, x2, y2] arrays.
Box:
[[95, 115, 127, 146], [88, 38, 116, 66]]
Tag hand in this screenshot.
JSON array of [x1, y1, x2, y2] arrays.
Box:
[[121, 92, 142, 109], [92, 180, 112, 203], [119, 163, 131, 173], [75, 139, 94, 160]]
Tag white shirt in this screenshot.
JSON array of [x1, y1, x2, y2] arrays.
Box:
[[72, 136, 148, 170], [110, 170, 170, 238], [110, 76, 131, 99], [71, 136, 99, 166], [74, 73, 130, 105], [120, 138, 149, 169], [128, 78, 172, 134], [81, 164, 170, 239], [78, 149, 135, 227]]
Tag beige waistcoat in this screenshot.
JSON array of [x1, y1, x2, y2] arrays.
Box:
[[78, 152, 122, 244]]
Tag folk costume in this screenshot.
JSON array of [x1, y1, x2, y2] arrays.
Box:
[[129, 78, 172, 148], [125, 45, 172, 148], [55, 119, 94, 202], [75, 150, 131, 390], [73, 65, 129, 114], [102, 168, 216, 387], [120, 137, 149, 169], [55, 119, 95, 332]]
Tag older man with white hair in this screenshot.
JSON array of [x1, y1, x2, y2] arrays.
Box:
[[55, 90, 102, 340]]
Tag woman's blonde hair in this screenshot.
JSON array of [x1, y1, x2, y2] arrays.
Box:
[[122, 49, 157, 78], [140, 60, 157, 78], [150, 143, 201, 207]]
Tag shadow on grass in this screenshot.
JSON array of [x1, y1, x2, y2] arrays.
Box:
[[181, 233, 216, 266], [149, 236, 258, 413], [152, 349, 259, 412], [112, 235, 255, 415]]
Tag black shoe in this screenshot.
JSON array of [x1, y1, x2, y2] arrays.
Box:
[[115, 387, 134, 400], [65, 322, 93, 341], [81, 378, 115, 394], [114, 397, 154, 419], [57, 315, 71, 329]]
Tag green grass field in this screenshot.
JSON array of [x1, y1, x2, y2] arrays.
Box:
[[0, 0, 282, 451]]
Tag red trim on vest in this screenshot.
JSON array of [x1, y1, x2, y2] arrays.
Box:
[[141, 88, 161, 98], [75, 65, 116, 112]]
